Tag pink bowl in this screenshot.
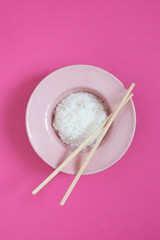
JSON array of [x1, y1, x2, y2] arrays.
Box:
[[26, 65, 136, 175]]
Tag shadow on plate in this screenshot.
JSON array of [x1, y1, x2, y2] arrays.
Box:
[[5, 72, 54, 174]]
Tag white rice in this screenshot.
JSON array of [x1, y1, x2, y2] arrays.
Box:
[[53, 92, 108, 148]]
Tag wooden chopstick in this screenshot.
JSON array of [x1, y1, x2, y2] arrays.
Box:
[[32, 113, 111, 195], [32, 84, 134, 196], [60, 84, 135, 205]]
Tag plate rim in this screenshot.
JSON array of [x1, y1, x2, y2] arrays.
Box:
[[25, 64, 136, 175]]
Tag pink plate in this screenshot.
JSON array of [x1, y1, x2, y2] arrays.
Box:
[[26, 65, 136, 175]]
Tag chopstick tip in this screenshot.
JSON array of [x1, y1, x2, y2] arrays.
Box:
[[60, 199, 65, 206], [32, 190, 36, 195]]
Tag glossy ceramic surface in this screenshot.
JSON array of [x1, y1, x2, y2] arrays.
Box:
[[26, 65, 136, 175]]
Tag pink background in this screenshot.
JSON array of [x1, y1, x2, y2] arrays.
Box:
[[0, 0, 160, 239]]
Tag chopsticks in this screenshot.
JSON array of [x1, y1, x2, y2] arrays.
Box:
[[60, 91, 134, 205], [32, 83, 135, 205]]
